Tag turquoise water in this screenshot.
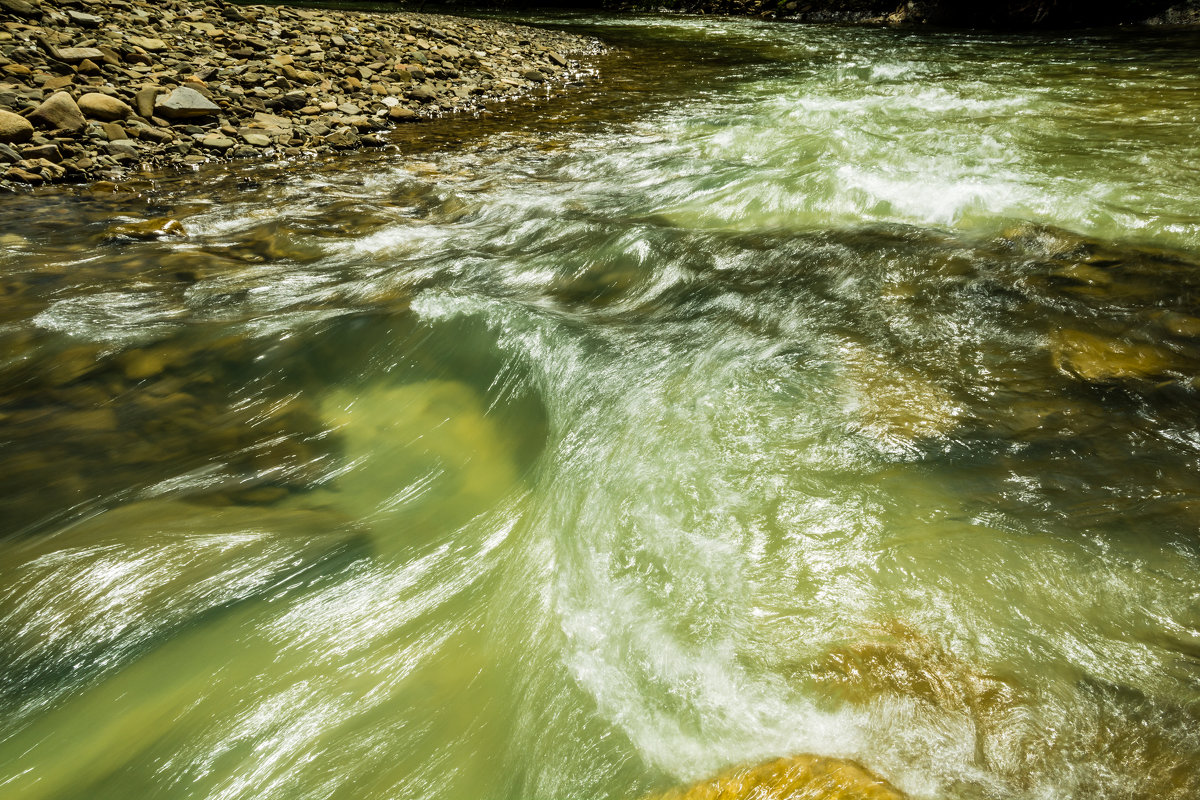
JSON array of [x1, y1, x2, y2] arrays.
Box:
[[1, 14, 1199, 800]]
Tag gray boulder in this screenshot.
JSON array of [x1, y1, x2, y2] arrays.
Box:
[[154, 87, 221, 120]]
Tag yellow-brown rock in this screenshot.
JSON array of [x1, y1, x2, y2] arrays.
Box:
[[786, 622, 1026, 770], [805, 622, 1023, 722], [1157, 312, 1200, 339], [0, 109, 33, 143], [841, 343, 959, 441], [648, 755, 906, 800], [104, 217, 187, 241], [1049, 329, 1175, 382]]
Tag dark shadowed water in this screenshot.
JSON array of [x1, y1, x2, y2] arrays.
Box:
[[1, 13, 1199, 800]]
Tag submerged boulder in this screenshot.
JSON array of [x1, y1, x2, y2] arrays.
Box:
[[798, 621, 1027, 767], [102, 217, 187, 242], [1156, 311, 1200, 339], [1049, 329, 1176, 382], [840, 343, 959, 443], [648, 755, 906, 800]]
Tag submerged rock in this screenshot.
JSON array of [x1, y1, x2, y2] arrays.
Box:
[[103, 217, 187, 242], [0, 497, 366, 799], [117, 348, 169, 380], [1050, 262, 1113, 288], [316, 379, 522, 556], [1157, 311, 1200, 339], [840, 343, 959, 444], [805, 623, 1022, 716], [648, 755, 906, 800], [1049, 329, 1176, 382]]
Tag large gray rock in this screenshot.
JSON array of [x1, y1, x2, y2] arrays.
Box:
[[66, 9, 103, 27], [77, 93, 133, 122], [28, 92, 86, 133], [154, 87, 220, 119], [0, 109, 33, 143]]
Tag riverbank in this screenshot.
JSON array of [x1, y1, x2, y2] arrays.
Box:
[[606, 0, 1200, 27], [0, 0, 604, 190]]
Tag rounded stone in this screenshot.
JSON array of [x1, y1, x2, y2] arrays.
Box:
[[28, 91, 86, 133], [77, 93, 134, 122], [241, 132, 272, 147], [200, 133, 236, 150], [0, 109, 33, 143]]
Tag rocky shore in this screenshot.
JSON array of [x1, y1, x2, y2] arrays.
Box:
[[0, 0, 604, 190]]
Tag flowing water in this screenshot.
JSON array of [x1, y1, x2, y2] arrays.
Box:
[[2, 13, 1200, 800]]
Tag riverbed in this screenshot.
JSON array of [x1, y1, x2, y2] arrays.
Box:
[[1, 12, 1198, 800]]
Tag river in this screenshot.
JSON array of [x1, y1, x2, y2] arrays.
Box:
[[1, 12, 1199, 800]]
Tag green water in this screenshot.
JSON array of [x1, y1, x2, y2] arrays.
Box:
[[2, 14, 1199, 800]]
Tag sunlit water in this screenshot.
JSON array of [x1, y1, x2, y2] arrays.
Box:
[[1, 14, 1199, 800]]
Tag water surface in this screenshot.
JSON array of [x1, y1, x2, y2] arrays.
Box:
[[1, 14, 1199, 800]]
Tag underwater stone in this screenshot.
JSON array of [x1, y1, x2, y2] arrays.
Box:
[[647, 755, 906, 800]]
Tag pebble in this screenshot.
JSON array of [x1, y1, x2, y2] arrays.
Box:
[[200, 133, 235, 150], [100, 121, 126, 141]]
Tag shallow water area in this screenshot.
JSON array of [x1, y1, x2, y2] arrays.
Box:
[[1, 13, 1200, 800]]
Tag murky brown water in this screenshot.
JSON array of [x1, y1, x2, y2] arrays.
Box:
[[1, 13, 1199, 800]]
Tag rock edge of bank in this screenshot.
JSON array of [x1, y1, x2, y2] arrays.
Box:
[[0, 0, 605, 191], [604, 0, 1200, 28]]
